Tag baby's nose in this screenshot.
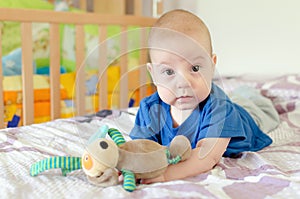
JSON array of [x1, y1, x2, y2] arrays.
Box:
[[176, 74, 191, 88]]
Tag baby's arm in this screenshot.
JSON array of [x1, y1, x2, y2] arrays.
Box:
[[142, 137, 230, 184]]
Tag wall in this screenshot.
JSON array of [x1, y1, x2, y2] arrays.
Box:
[[162, 0, 300, 76]]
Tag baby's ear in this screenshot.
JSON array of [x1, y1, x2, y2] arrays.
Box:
[[146, 63, 152, 73], [210, 54, 217, 76], [212, 54, 217, 68], [146, 63, 156, 85]]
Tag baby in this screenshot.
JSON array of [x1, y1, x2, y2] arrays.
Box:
[[129, 9, 279, 183]]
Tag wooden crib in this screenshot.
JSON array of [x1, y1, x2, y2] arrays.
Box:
[[0, 8, 156, 128]]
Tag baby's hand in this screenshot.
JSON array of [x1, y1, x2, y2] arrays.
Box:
[[140, 174, 166, 184]]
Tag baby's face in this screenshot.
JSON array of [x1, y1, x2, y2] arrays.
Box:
[[148, 47, 215, 111]]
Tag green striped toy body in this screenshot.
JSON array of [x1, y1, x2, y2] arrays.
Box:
[[107, 129, 137, 191], [121, 169, 136, 192], [30, 156, 82, 177], [108, 128, 126, 146]]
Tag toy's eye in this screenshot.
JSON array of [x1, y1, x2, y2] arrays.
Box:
[[83, 154, 93, 170], [99, 141, 108, 149]]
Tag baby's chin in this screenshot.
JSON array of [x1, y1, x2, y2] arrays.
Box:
[[172, 102, 199, 111]]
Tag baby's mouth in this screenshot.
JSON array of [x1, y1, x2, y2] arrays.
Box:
[[176, 96, 193, 102], [177, 95, 193, 99]]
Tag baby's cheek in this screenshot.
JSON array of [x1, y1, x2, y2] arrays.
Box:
[[157, 86, 176, 104], [194, 80, 211, 101]]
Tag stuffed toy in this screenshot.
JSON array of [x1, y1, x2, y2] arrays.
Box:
[[30, 125, 192, 192]]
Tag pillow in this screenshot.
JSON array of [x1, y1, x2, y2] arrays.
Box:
[[2, 48, 36, 76]]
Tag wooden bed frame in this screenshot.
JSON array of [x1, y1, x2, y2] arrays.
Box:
[[0, 8, 156, 128]]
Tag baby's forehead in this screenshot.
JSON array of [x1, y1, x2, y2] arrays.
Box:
[[150, 48, 209, 63], [149, 40, 210, 65], [149, 28, 211, 58]]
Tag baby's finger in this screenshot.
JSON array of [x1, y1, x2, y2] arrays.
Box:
[[118, 174, 124, 182], [140, 179, 151, 184]]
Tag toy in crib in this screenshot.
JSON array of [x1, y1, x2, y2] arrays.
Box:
[[30, 125, 192, 192]]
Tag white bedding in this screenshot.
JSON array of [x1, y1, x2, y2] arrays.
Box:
[[1, 74, 300, 198]]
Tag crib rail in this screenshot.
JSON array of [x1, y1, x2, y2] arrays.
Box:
[[0, 24, 3, 128], [0, 8, 156, 128]]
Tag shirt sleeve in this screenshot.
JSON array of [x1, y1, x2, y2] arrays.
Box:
[[200, 98, 247, 140], [129, 97, 167, 141], [200, 97, 272, 157]]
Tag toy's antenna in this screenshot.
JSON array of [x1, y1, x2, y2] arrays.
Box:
[[87, 125, 109, 145]]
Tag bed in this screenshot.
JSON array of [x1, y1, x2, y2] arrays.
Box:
[[1, 74, 300, 198], [1, 6, 300, 199]]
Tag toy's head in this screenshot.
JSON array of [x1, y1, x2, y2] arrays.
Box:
[[82, 138, 119, 177], [81, 125, 122, 187]]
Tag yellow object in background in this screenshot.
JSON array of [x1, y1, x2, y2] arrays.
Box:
[[60, 72, 76, 99], [2, 65, 154, 126], [4, 104, 17, 122]]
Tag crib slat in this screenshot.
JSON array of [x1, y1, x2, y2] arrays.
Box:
[[139, 28, 148, 100], [49, 24, 61, 120], [120, 26, 128, 108], [134, 0, 142, 16], [79, 0, 87, 11], [98, 25, 108, 109], [75, 25, 86, 116], [0, 24, 4, 128], [21, 23, 34, 125]]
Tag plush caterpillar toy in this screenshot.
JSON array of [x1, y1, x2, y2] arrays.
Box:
[[30, 125, 191, 192]]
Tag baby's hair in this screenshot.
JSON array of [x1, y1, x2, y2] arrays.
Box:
[[149, 9, 213, 55]]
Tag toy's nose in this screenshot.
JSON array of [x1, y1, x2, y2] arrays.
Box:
[[82, 154, 93, 170]]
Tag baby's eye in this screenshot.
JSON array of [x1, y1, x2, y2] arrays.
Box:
[[164, 69, 175, 76], [191, 65, 200, 72]]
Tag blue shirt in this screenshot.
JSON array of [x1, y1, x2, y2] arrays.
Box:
[[130, 83, 272, 157]]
